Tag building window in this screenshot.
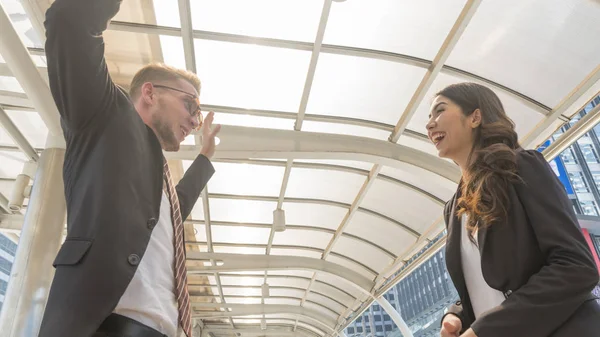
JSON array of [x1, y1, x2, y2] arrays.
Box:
[[569, 172, 590, 193], [376, 325, 383, 332], [356, 326, 363, 333], [375, 315, 382, 322], [592, 172, 600, 191], [347, 327, 354, 334], [385, 325, 393, 332], [0, 279, 7, 295], [581, 144, 600, 164], [561, 148, 577, 164], [580, 200, 599, 216]]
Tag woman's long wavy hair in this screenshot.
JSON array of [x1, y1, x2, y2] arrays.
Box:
[[437, 83, 521, 235]]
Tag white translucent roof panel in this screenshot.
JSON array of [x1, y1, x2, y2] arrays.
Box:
[[206, 112, 294, 130], [0, 151, 27, 178], [0, 179, 13, 197], [301, 121, 390, 141], [325, 0, 467, 60], [272, 228, 332, 250], [312, 282, 356, 308], [1, 0, 43, 48], [330, 236, 392, 275], [306, 53, 426, 125], [207, 162, 284, 197], [0, 124, 16, 147], [397, 135, 439, 157], [5, 110, 48, 148], [406, 71, 545, 139], [188, 200, 205, 220], [281, 202, 345, 228], [303, 301, 338, 322], [207, 199, 277, 224], [285, 168, 364, 204], [362, 179, 444, 234], [219, 275, 264, 287], [266, 276, 311, 290], [158, 36, 186, 70], [446, 0, 600, 107], [0, 76, 24, 93], [211, 225, 270, 245], [195, 40, 310, 111], [212, 245, 265, 255], [221, 287, 261, 297], [379, 162, 456, 203], [344, 211, 416, 257], [325, 254, 376, 281], [306, 292, 347, 314], [269, 287, 306, 299], [226, 297, 262, 305], [190, 0, 323, 42]]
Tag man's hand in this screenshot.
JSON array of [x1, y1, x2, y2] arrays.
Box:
[[199, 111, 221, 159], [440, 314, 462, 337]]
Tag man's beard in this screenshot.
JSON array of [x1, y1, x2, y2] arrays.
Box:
[[152, 116, 180, 152]]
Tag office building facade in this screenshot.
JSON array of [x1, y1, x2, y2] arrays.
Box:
[[0, 233, 17, 313]]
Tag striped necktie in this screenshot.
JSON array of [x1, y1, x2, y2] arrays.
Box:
[[163, 159, 192, 337]]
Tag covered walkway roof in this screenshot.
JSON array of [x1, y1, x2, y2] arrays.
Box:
[[1, 0, 600, 336]]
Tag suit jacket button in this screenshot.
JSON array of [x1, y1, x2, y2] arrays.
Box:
[[128, 254, 140, 266], [147, 218, 157, 229]]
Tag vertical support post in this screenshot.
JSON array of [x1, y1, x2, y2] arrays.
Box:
[[376, 296, 414, 337], [0, 148, 66, 337]]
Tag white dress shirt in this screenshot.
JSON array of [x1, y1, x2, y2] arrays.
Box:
[[114, 192, 179, 336], [460, 215, 506, 319]]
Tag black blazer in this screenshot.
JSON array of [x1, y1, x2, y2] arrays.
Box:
[[442, 149, 600, 337], [38, 1, 214, 336]]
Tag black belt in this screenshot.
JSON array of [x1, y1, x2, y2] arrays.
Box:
[[97, 313, 168, 337]]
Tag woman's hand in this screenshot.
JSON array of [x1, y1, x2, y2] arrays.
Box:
[[460, 328, 478, 337], [440, 314, 462, 337]]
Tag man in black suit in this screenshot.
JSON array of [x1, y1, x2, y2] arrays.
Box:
[[38, 0, 220, 336]]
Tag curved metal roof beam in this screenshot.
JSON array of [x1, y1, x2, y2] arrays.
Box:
[[204, 327, 320, 337], [192, 303, 338, 333], [186, 252, 374, 296], [165, 124, 461, 182]]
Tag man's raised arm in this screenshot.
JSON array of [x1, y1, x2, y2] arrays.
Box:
[[44, 0, 122, 132]]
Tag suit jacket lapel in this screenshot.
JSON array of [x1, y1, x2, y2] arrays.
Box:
[[445, 190, 468, 301]]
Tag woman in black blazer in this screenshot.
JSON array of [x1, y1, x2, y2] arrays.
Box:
[[425, 82, 600, 337]]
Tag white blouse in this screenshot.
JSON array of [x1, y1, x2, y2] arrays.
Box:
[[460, 215, 506, 318]]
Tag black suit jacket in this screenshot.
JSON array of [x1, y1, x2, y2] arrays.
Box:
[[443, 149, 600, 337], [38, 1, 214, 336]]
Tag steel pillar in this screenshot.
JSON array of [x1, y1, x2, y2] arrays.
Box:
[[376, 297, 413, 337], [0, 148, 66, 337]]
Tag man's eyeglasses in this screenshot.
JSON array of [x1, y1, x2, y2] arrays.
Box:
[[153, 84, 203, 129]]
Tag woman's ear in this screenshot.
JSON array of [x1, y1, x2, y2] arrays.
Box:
[[470, 109, 482, 129]]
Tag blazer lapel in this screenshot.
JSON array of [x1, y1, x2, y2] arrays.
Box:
[[445, 191, 468, 301]]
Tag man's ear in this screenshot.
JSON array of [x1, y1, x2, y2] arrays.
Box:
[[141, 82, 155, 105], [470, 109, 482, 129]]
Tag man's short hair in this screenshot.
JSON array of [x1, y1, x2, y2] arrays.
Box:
[[129, 63, 201, 100]]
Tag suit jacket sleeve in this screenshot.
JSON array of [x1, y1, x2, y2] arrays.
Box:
[[176, 154, 215, 220], [44, 0, 122, 132], [471, 149, 599, 337]]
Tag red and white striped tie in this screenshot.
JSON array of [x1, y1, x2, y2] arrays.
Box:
[[163, 159, 192, 337]]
